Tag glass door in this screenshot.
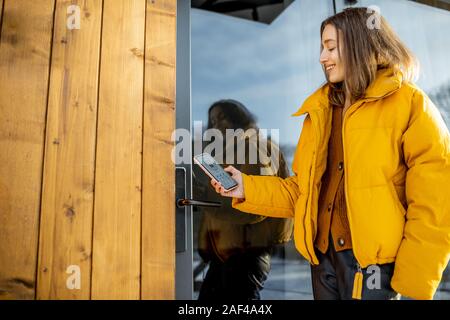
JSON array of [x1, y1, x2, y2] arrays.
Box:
[[179, 0, 450, 300], [189, 0, 335, 300]]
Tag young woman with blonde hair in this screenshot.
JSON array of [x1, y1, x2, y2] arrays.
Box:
[[210, 7, 450, 300]]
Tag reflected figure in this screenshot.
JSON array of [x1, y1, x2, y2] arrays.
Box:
[[195, 99, 293, 301]]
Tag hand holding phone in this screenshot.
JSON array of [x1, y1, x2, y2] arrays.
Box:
[[193, 153, 244, 198]]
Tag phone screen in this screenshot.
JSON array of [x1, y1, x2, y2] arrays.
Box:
[[194, 153, 238, 191]]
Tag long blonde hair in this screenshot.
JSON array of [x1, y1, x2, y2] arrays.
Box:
[[320, 7, 420, 107]]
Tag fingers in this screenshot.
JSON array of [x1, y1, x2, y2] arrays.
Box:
[[210, 178, 219, 189], [210, 178, 224, 194]]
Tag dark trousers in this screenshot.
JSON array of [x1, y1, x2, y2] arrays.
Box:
[[311, 240, 400, 300], [198, 250, 271, 301]]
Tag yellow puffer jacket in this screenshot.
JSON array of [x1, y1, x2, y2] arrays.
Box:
[[232, 68, 450, 299]]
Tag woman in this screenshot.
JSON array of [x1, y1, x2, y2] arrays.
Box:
[[210, 8, 450, 300], [195, 99, 293, 301]]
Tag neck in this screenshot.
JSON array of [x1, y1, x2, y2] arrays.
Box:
[[343, 94, 351, 116], [344, 98, 351, 108]]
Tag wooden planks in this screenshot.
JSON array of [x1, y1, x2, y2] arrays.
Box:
[[0, 0, 3, 31], [36, 0, 102, 299], [91, 0, 146, 299], [0, 0, 55, 299], [141, 0, 176, 300], [1, 0, 178, 300]]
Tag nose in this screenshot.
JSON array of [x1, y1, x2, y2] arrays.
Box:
[[319, 48, 328, 65]]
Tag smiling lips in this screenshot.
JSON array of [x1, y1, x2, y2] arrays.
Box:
[[325, 64, 336, 71]]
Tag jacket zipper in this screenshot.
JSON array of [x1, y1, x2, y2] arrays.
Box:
[[342, 101, 362, 266], [342, 100, 367, 300], [302, 112, 318, 264], [352, 262, 364, 300], [342, 92, 396, 300]]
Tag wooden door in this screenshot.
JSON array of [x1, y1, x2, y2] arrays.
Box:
[[0, 0, 176, 300]]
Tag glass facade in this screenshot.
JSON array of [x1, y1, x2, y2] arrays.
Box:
[[191, 0, 450, 299]]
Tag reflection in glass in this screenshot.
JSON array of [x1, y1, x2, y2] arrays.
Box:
[[192, 0, 450, 299], [192, 0, 334, 299], [194, 99, 293, 301]]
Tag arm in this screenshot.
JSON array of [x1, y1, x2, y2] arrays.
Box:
[[231, 174, 300, 218], [232, 139, 299, 218], [391, 89, 450, 300], [212, 135, 301, 218], [211, 135, 305, 218]]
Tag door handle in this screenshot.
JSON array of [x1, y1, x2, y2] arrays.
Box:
[[177, 198, 221, 208], [175, 167, 222, 253]]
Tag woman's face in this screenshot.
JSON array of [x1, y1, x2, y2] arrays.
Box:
[[320, 24, 345, 83]]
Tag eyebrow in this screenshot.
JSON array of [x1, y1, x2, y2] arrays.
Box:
[[322, 39, 336, 46]]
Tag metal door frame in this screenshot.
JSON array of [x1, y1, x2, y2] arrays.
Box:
[[175, 0, 193, 300]]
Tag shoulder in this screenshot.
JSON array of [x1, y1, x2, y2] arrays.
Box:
[[396, 82, 449, 139], [389, 81, 438, 119], [399, 82, 439, 116], [389, 81, 422, 103], [396, 81, 435, 106]]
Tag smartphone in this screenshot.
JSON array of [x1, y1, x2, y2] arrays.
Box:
[[193, 153, 238, 192]]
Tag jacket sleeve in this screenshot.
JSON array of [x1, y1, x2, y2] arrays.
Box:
[[391, 88, 450, 300], [232, 174, 300, 218], [231, 130, 303, 219]]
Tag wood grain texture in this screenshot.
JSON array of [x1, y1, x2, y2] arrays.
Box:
[[1, 0, 178, 300], [141, 0, 176, 300], [0, 0, 55, 300], [36, 0, 102, 300], [0, 0, 3, 31], [91, 0, 145, 299]]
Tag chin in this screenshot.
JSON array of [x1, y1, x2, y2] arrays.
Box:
[[328, 74, 344, 83], [328, 77, 339, 83]]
